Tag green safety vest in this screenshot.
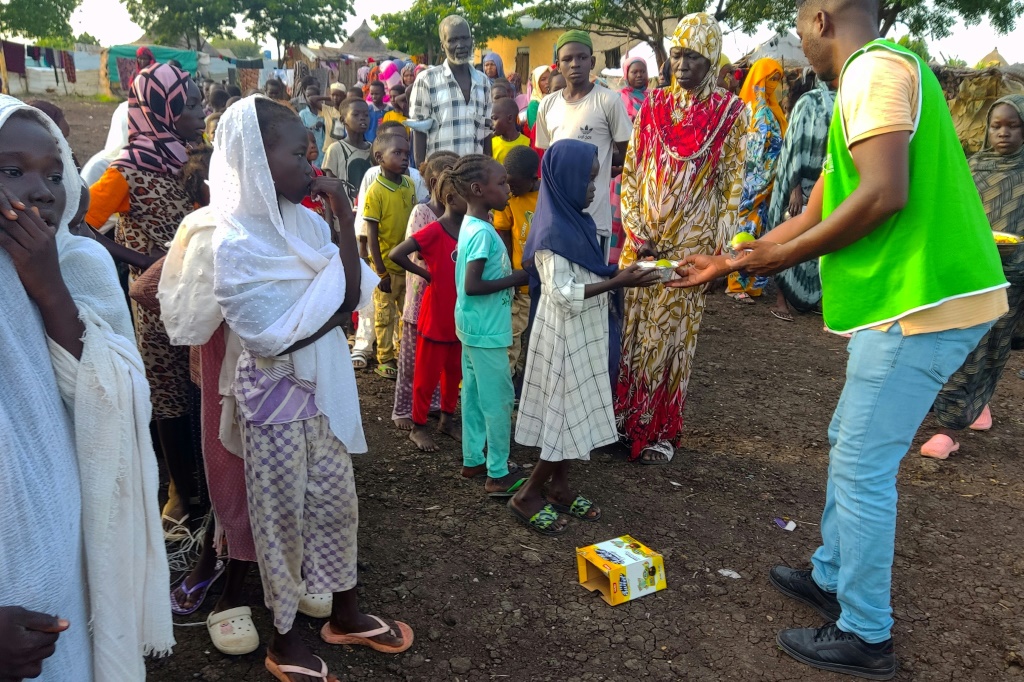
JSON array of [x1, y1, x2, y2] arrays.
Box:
[[819, 39, 1007, 333]]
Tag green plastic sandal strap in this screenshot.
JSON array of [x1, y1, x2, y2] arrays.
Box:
[[568, 496, 593, 518], [530, 504, 560, 530]]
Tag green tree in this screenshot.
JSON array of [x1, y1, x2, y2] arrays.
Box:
[[724, 0, 1022, 41], [896, 34, 931, 62], [75, 32, 101, 46], [372, 0, 527, 64], [209, 36, 265, 59], [0, 0, 78, 41], [244, 0, 353, 64], [530, 0, 1023, 67], [126, 0, 239, 50]]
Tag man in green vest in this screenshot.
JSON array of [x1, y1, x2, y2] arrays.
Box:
[[672, 0, 1008, 678]]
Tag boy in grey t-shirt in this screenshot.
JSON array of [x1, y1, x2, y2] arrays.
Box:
[[535, 29, 633, 261]]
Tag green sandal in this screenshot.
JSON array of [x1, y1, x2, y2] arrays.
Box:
[[507, 500, 568, 536], [486, 477, 526, 499], [548, 495, 601, 522], [374, 363, 397, 380]]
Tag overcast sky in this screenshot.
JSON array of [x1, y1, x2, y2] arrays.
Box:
[[71, 0, 1024, 66]]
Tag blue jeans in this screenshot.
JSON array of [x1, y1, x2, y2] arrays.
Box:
[[810, 321, 992, 643]]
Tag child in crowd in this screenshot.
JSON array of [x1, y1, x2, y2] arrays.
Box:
[[0, 93, 173, 682], [494, 145, 540, 379], [452, 155, 529, 495], [383, 84, 409, 129], [490, 97, 530, 165], [389, 151, 460, 439], [298, 83, 325, 168], [364, 131, 416, 379], [510, 139, 659, 535], [302, 131, 332, 224], [366, 80, 391, 143], [205, 112, 222, 145], [160, 145, 262, 656], [350, 122, 430, 370], [389, 151, 458, 429], [549, 72, 567, 94], [211, 97, 412, 680], [322, 98, 372, 201], [347, 86, 364, 101]]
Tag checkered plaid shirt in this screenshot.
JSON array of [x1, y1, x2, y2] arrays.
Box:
[[409, 61, 492, 156]]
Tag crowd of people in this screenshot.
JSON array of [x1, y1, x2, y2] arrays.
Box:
[[2, 0, 1023, 680]]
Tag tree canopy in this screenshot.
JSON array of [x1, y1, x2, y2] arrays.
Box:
[[244, 0, 353, 62], [0, 0, 79, 41], [529, 0, 1024, 66], [209, 36, 265, 59], [372, 0, 527, 64], [126, 0, 238, 50]]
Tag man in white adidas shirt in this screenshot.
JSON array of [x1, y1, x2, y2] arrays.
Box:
[[535, 29, 633, 262]]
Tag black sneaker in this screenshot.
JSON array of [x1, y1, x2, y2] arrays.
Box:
[[777, 623, 897, 680], [769, 565, 841, 621]]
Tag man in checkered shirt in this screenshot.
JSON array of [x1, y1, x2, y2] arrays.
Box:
[[409, 15, 493, 161]]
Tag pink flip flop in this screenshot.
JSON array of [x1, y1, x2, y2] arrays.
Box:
[[320, 616, 414, 654], [969, 405, 992, 431], [265, 655, 337, 682], [920, 434, 960, 460]]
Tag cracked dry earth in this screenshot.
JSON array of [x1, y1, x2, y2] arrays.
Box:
[[146, 293, 1024, 682], [54, 97, 1022, 681]]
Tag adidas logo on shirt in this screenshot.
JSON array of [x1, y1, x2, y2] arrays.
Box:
[[578, 125, 594, 141]]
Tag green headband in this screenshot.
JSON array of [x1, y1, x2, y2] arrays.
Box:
[[556, 30, 593, 53]]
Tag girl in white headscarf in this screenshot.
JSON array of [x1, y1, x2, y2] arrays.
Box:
[[0, 95, 173, 681], [210, 96, 413, 680]]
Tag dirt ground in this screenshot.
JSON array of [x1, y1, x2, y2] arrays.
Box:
[[50, 97, 1024, 681]]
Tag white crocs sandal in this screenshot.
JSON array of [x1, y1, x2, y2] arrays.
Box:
[[206, 606, 259, 655], [298, 592, 333, 619]]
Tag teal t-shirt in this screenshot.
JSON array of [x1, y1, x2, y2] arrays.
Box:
[[455, 215, 514, 348]]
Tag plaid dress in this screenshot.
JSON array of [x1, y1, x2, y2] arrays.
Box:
[[408, 62, 491, 156], [515, 252, 617, 461]]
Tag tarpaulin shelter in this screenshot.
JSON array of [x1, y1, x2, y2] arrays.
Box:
[[106, 45, 198, 86]]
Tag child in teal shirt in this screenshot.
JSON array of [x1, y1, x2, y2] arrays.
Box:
[[452, 155, 529, 497]]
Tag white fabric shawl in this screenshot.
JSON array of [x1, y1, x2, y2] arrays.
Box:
[[158, 206, 244, 457], [0, 96, 174, 678], [210, 95, 376, 452]]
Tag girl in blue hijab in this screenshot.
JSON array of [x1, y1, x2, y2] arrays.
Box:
[[509, 139, 659, 535]]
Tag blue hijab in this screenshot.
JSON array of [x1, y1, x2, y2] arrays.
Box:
[[483, 52, 505, 80], [523, 139, 622, 385]]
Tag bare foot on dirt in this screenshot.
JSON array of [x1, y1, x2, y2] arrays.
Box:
[[409, 424, 438, 452], [393, 417, 414, 431], [438, 413, 461, 442]]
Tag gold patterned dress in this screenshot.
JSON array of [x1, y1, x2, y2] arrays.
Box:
[[615, 13, 748, 459]]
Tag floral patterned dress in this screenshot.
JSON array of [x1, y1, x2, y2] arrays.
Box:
[[615, 83, 748, 458]]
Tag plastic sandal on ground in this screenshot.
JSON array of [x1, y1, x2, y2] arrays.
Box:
[[969, 405, 992, 431], [265, 655, 335, 682], [920, 434, 960, 460], [207, 606, 259, 656], [319, 616, 414, 653], [298, 592, 333, 619], [170, 559, 226, 615]]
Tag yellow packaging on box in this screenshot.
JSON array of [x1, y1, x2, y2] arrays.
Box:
[[576, 535, 666, 606]]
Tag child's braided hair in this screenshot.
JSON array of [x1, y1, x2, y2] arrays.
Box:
[[442, 154, 495, 203], [420, 150, 458, 194]]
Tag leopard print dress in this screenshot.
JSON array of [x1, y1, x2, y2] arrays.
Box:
[[116, 167, 192, 420]]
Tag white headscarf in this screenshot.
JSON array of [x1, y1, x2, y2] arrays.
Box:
[[0, 95, 174, 678], [211, 96, 376, 452]]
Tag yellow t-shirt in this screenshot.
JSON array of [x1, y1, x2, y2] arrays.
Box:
[[493, 191, 537, 292], [382, 110, 409, 131], [363, 175, 416, 275], [491, 133, 530, 165], [841, 51, 1008, 334]]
